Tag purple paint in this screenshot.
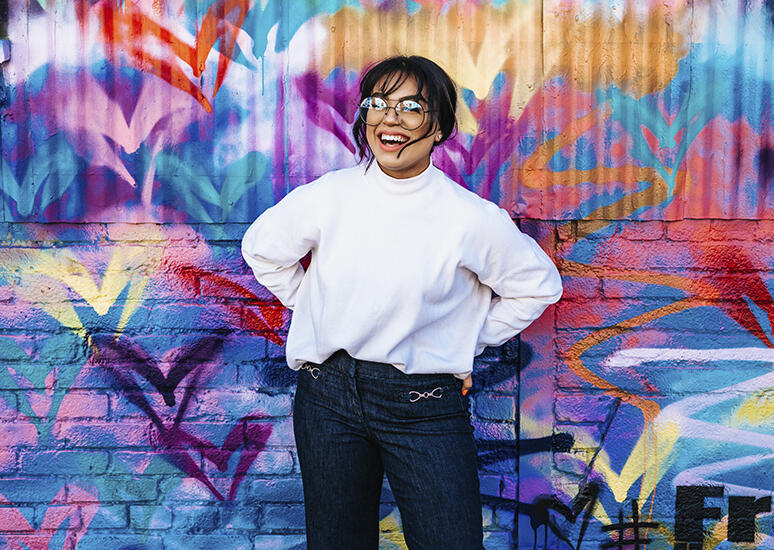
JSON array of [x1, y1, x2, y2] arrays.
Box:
[[91, 335, 273, 500]]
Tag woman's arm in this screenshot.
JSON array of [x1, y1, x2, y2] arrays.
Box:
[[463, 204, 563, 354], [241, 180, 323, 309]]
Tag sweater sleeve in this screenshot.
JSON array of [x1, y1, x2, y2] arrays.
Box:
[[241, 178, 323, 309], [462, 203, 563, 354]]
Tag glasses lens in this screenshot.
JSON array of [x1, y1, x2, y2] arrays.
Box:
[[396, 100, 424, 130], [358, 97, 425, 129], [359, 97, 387, 126]]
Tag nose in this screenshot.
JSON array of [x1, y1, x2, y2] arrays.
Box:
[[382, 106, 400, 124]]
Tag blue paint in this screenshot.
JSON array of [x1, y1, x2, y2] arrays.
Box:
[[574, 136, 597, 171], [406, 0, 421, 15], [548, 146, 571, 172], [243, 0, 352, 57], [0, 133, 81, 220]]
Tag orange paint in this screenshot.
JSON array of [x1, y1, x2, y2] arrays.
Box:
[[559, 239, 774, 421], [515, 104, 676, 222], [562, 297, 712, 435], [93, 0, 250, 113]]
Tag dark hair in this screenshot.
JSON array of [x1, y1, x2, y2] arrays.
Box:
[[353, 56, 457, 166]]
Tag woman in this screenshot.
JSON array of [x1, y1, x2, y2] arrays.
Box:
[[242, 56, 562, 549]]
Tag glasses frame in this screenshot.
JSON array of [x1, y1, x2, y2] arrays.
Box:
[[357, 96, 435, 131]]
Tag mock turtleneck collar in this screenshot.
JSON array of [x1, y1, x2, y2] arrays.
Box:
[[366, 161, 438, 194]]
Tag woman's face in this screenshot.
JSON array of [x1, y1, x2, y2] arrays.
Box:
[[364, 75, 438, 179]]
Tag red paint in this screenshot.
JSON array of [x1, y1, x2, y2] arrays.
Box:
[[695, 243, 774, 348], [641, 124, 659, 155], [168, 262, 285, 345], [92, 0, 250, 113]]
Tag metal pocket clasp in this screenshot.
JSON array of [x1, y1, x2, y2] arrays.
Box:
[[301, 362, 321, 379], [408, 386, 444, 402]]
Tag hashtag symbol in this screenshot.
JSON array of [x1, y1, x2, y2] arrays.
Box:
[[601, 499, 660, 549]]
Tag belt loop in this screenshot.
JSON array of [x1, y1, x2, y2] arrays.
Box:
[[348, 350, 357, 376]]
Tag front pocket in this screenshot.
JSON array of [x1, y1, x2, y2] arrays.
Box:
[[299, 362, 322, 379], [295, 362, 350, 413], [390, 383, 467, 421]]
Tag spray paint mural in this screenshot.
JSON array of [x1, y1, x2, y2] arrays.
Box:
[[1, 0, 773, 548]]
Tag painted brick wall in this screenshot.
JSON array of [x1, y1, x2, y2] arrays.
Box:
[[0, 221, 527, 549]]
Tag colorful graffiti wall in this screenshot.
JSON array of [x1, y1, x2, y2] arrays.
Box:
[[1, 0, 773, 548]]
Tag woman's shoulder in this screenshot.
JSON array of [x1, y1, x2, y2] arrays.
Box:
[[302, 165, 364, 193], [286, 165, 363, 199], [433, 168, 503, 218]]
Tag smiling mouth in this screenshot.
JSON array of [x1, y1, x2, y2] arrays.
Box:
[[379, 133, 409, 145]]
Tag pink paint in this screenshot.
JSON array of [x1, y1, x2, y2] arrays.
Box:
[[0, 423, 39, 448], [25, 391, 52, 419], [56, 392, 109, 420], [665, 116, 769, 218], [27, 69, 206, 197], [0, 485, 98, 550], [0, 449, 16, 473]]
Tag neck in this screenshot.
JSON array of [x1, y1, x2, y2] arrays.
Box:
[[367, 161, 436, 194], [374, 158, 431, 179]]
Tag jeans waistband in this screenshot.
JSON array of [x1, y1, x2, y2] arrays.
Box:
[[321, 349, 458, 382]]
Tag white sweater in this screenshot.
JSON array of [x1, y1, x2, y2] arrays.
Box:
[[241, 163, 562, 378]]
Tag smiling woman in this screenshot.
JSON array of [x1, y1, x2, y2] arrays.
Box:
[[242, 55, 563, 549], [354, 56, 457, 179], [360, 78, 436, 178]]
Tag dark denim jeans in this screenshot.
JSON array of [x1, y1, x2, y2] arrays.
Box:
[[293, 350, 483, 550]]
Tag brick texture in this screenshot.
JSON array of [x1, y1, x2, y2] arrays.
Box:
[[0, 217, 768, 549]]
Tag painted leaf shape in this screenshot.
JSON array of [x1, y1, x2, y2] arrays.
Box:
[[0, 337, 43, 388], [0, 338, 30, 409], [17, 134, 79, 217], [0, 155, 20, 215], [94, 0, 250, 112], [156, 150, 222, 206], [92, 334, 224, 407], [0, 333, 87, 441], [221, 151, 269, 219], [154, 151, 216, 221]]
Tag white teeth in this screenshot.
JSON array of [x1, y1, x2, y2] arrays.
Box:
[[381, 134, 408, 143]]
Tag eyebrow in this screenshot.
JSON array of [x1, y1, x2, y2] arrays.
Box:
[[371, 92, 425, 102]]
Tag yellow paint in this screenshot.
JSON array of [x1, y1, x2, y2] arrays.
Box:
[[562, 418, 679, 528], [317, 2, 543, 124], [706, 515, 768, 549], [379, 508, 407, 549], [117, 276, 150, 334], [316, 3, 688, 122], [543, 5, 688, 99], [519, 412, 549, 437], [592, 421, 680, 504], [706, 517, 728, 549], [4, 236, 165, 340], [31, 248, 146, 316], [559, 297, 714, 517], [732, 388, 774, 426]]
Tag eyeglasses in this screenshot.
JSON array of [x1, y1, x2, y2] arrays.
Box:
[[358, 96, 429, 130]]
